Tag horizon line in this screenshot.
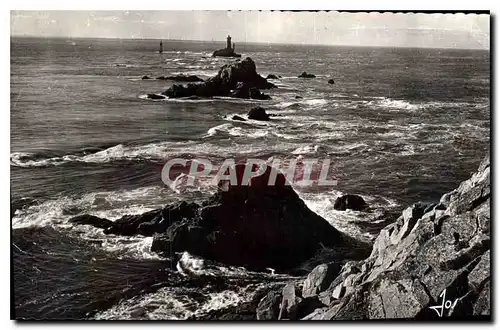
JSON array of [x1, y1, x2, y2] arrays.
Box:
[[10, 34, 490, 51]]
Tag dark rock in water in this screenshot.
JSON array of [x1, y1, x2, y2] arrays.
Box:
[[146, 93, 166, 100], [295, 95, 303, 99], [256, 290, 282, 320], [141, 75, 151, 80], [162, 83, 202, 98], [328, 79, 335, 84], [300, 153, 491, 320], [266, 74, 280, 80], [248, 106, 270, 121], [161, 57, 275, 99], [249, 87, 271, 100], [231, 115, 246, 121], [72, 201, 198, 237], [155, 76, 166, 80], [69, 214, 114, 229], [298, 72, 316, 78], [212, 48, 242, 58], [164, 74, 204, 82], [333, 194, 368, 211], [151, 163, 370, 272]]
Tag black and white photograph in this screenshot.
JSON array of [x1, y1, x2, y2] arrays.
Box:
[[10, 10, 491, 321]]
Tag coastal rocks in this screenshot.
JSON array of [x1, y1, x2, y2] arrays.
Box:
[[302, 263, 342, 298], [161, 57, 275, 99], [256, 290, 282, 320], [151, 163, 371, 272], [278, 282, 326, 320], [328, 79, 335, 84], [141, 75, 151, 80], [295, 95, 303, 99], [300, 153, 490, 320], [247, 106, 270, 121], [298, 72, 316, 78], [333, 194, 368, 211]]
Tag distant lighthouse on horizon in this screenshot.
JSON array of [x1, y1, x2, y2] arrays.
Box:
[[159, 40, 163, 54]]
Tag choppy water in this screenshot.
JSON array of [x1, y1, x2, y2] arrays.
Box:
[[11, 37, 490, 319]]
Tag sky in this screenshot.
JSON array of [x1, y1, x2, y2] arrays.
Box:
[[10, 11, 490, 49]]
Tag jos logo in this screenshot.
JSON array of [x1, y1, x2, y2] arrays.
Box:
[[429, 289, 459, 317]]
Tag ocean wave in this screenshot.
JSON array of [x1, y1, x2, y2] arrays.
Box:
[[11, 186, 175, 259], [11, 142, 191, 167]]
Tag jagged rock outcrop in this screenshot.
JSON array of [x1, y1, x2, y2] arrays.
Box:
[[161, 57, 275, 100], [293, 153, 490, 320], [71, 163, 370, 273], [150, 163, 370, 272]]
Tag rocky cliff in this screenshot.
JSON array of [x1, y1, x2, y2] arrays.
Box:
[[275, 153, 491, 320]]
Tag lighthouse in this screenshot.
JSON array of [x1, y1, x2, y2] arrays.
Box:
[[226, 35, 232, 50]]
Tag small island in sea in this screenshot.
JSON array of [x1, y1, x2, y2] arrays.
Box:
[[212, 35, 241, 58]]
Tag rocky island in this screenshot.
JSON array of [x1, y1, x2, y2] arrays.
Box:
[[212, 35, 242, 58]]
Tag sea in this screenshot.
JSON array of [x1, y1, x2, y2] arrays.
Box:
[[10, 37, 490, 319]]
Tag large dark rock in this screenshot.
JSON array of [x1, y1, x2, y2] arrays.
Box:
[[333, 194, 368, 211], [298, 72, 316, 78], [328, 79, 335, 84], [141, 75, 151, 80], [247, 106, 270, 121], [160, 57, 275, 99], [302, 153, 491, 320], [266, 74, 280, 80], [151, 163, 371, 272]]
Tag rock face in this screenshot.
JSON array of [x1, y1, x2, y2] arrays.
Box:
[[297, 153, 490, 320], [298, 72, 316, 78], [333, 194, 368, 211], [247, 106, 270, 121], [161, 57, 275, 100]]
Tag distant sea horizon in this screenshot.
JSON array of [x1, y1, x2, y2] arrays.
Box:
[[10, 34, 490, 51]]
